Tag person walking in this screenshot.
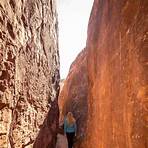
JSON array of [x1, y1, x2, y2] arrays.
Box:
[[64, 112, 77, 148]]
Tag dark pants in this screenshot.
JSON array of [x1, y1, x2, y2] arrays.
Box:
[[66, 132, 75, 148]]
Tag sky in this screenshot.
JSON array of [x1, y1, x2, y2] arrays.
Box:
[[57, 0, 94, 79]]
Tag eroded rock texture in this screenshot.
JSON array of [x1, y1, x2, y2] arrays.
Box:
[[80, 0, 148, 148], [58, 49, 88, 140], [0, 0, 60, 148]]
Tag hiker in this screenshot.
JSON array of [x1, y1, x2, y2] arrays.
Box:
[[64, 112, 77, 148]]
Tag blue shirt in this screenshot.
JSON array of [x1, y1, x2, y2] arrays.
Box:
[[64, 118, 77, 133]]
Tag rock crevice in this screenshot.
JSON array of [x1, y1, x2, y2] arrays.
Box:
[[58, 49, 88, 146]]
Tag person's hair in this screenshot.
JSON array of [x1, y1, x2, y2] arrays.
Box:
[[66, 112, 76, 125]]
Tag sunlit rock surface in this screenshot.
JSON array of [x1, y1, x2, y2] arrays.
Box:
[[80, 0, 148, 148], [58, 49, 88, 141], [0, 0, 60, 147]]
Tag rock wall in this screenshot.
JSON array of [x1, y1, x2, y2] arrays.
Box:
[[58, 49, 88, 139], [80, 0, 148, 148], [0, 0, 60, 148]]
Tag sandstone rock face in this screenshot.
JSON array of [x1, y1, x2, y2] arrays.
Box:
[[80, 0, 148, 148], [58, 49, 88, 139], [0, 0, 60, 148]]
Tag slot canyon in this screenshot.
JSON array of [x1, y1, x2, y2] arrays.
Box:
[[0, 0, 148, 148], [58, 49, 88, 147]]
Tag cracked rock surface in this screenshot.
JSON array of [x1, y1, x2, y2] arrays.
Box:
[[0, 0, 60, 147]]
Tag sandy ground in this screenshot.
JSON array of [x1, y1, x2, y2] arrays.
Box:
[[56, 134, 68, 148]]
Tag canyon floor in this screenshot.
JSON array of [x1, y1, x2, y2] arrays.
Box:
[[56, 134, 68, 148]]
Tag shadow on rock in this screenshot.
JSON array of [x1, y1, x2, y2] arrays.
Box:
[[33, 100, 59, 148]]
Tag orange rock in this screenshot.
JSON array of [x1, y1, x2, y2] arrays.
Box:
[[80, 0, 148, 148]]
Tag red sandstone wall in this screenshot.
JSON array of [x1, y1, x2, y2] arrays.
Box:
[[81, 0, 148, 148], [58, 49, 88, 140], [0, 0, 60, 147]]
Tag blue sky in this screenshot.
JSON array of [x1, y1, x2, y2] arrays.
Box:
[[57, 0, 94, 79]]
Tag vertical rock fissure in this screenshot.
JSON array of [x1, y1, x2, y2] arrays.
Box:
[[8, 109, 16, 148], [40, 1, 48, 60], [58, 49, 88, 147]]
